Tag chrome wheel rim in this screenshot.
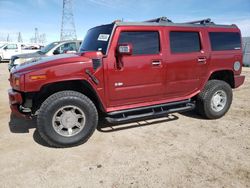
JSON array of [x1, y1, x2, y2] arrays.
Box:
[[211, 90, 227, 112], [52, 105, 86, 137]]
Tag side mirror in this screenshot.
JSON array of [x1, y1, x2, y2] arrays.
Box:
[[116, 43, 132, 56], [4, 46, 8, 50], [53, 49, 60, 55]]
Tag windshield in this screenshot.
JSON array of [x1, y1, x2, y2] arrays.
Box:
[[0, 43, 6, 48], [79, 23, 114, 55], [40, 42, 59, 54]]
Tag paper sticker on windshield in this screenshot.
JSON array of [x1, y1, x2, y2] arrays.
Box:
[[98, 34, 110, 41]]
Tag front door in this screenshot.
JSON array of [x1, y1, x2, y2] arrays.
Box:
[[106, 29, 166, 107]]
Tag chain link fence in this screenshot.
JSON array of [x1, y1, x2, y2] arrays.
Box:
[[243, 41, 250, 67]]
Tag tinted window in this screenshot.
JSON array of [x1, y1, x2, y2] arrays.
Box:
[[209, 32, 241, 51], [79, 23, 114, 55], [118, 31, 160, 55], [170, 31, 201, 53]]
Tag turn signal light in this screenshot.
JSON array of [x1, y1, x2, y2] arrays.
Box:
[[14, 78, 20, 86], [30, 75, 47, 80]]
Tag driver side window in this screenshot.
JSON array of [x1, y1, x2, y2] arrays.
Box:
[[118, 31, 160, 55]]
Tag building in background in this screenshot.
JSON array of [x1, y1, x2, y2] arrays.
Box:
[[243, 37, 250, 66]]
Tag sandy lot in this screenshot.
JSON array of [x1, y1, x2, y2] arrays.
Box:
[[0, 63, 249, 188]]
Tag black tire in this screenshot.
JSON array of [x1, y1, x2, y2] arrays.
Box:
[[196, 80, 232, 119], [37, 90, 98, 148]]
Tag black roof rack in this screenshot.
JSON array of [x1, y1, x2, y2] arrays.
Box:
[[144, 17, 215, 25], [184, 18, 214, 25], [114, 17, 236, 28], [145, 17, 172, 23]]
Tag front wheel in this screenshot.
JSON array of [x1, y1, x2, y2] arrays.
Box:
[[196, 80, 233, 119], [37, 91, 98, 148]]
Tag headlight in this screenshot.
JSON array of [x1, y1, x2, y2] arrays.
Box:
[[14, 77, 20, 86], [10, 74, 24, 91]]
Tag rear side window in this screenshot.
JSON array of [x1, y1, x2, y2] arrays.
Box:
[[118, 31, 160, 55], [170, 31, 201, 53], [209, 32, 241, 51]]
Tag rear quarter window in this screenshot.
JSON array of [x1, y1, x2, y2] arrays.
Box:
[[170, 31, 201, 53], [209, 32, 241, 51]]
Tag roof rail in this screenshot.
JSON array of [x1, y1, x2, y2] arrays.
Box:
[[145, 17, 172, 23], [184, 18, 214, 24]]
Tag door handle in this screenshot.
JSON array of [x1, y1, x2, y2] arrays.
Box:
[[152, 61, 161, 66], [197, 57, 207, 64]]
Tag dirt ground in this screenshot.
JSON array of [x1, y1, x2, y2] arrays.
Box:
[[0, 63, 249, 188]]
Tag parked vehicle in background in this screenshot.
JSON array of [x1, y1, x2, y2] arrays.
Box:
[[0, 43, 39, 62], [8, 17, 245, 147], [0, 43, 6, 48], [8, 40, 81, 71]]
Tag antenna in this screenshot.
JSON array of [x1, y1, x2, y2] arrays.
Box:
[[60, 0, 77, 41]]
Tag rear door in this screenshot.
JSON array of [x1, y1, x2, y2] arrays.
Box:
[[165, 28, 209, 98], [106, 27, 166, 107]]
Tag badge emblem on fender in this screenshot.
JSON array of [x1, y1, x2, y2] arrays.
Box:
[[115, 82, 123, 87]]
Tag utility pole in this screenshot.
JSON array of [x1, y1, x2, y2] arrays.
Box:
[[39, 33, 47, 44], [18, 32, 23, 43], [7, 34, 10, 42], [60, 0, 77, 41], [34, 28, 39, 43]]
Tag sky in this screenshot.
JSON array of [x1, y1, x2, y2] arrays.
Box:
[[0, 0, 250, 44]]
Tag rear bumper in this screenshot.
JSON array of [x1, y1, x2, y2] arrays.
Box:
[[234, 75, 245, 88]]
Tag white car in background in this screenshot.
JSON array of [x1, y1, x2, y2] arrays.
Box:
[[0, 43, 39, 62], [8, 40, 81, 71]]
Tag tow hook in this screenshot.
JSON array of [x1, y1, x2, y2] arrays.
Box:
[[19, 105, 31, 113]]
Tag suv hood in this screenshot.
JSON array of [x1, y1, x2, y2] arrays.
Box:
[[11, 53, 91, 74]]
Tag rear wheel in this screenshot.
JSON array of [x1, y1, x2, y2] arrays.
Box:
[[37, 91, 98, 147], [196, 80, 232, 119]]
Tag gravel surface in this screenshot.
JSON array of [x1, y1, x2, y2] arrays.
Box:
[[0, 63, 249, 188]]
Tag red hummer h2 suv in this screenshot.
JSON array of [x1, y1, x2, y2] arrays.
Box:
[[8, 17, 245, 147]]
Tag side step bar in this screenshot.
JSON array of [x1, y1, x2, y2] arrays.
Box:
[[105, 99, 195, 124]]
